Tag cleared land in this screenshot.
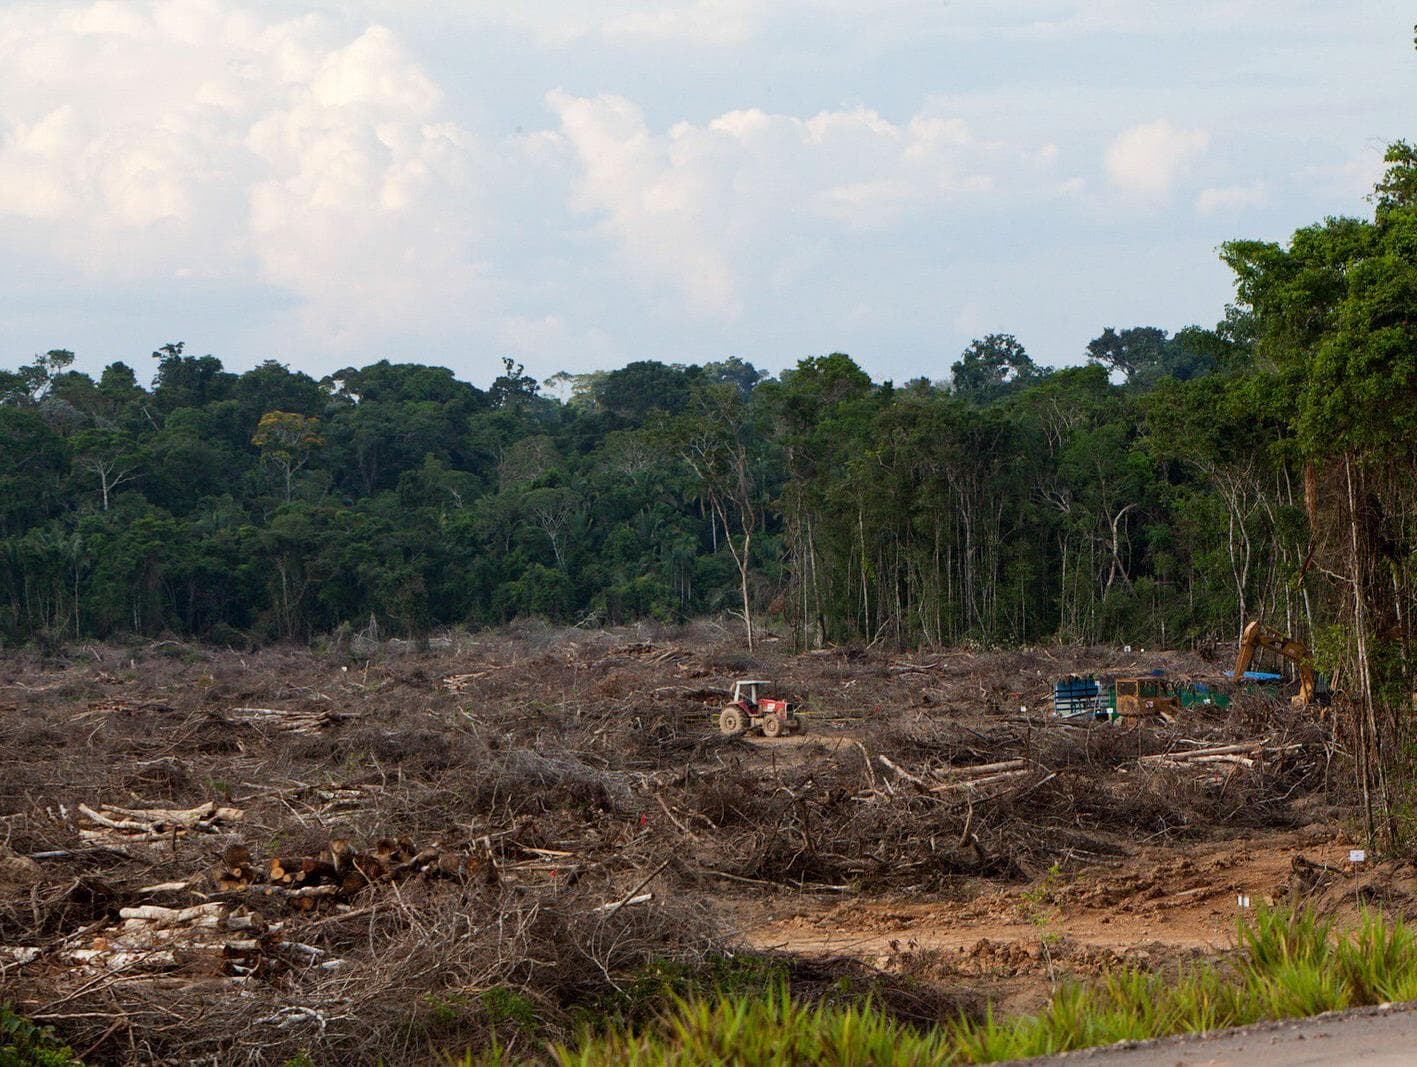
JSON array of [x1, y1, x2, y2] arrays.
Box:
[[0, 623, 1377, 1063]]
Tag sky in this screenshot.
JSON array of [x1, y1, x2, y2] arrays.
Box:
[[1, 1, 1413, 389]]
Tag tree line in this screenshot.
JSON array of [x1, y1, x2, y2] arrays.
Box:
[[3, 148, 1416, 726], [0, 318, 1280, 651]]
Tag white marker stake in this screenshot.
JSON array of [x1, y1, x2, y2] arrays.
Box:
[[1237, 894, 1252, 909], [1350, 850, 1367, 910]]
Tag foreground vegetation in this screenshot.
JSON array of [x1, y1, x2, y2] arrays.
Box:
[[0, 1006, 81, 1067], [9, 906, 1412, 1065], [517, 908, 1417, 1065]]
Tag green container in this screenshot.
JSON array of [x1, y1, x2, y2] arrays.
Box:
[[1176, 683, 1230, 708]]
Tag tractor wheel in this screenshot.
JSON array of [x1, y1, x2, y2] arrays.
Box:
[[761, 715, 785, 739], [719, 706, 746, 735], [787, 716, 804, 734]]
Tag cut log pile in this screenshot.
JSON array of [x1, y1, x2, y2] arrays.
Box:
[[72, 698, 176, 719], [2, 833, 496, 988], [3, 901, 339, 983], [77, 801, 244, 843], [874, 737, 1302, 800], [211, 835, 495, 904], [442, 664, 516, 691], [929, 758, 1034, 792], [225, 706, 355, 733], [1136, 739, 1302, 769], [306, 783, 381, 815], [1133, 739, 1305, 785], [607, 642, 691, 664]]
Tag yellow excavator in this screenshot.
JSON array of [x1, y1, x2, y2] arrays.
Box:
[[1233, 620, 1321, 707]]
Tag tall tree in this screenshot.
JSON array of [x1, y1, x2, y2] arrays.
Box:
[[71, 428, 143, 511], [951, 334, 1043, 404], [1220, 141, 1417, 847], [665, 383, 763, 649], [252, 411, 324, 502]]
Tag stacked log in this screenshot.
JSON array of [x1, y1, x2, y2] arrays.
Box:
[[226, 706, 353, 733], [77, 801, 243, 843]]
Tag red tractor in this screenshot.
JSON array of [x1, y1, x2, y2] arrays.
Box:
[[718, 679, 804, 738]]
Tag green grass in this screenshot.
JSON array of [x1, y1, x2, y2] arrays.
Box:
[[460, 907, 1417, 1066], [551, 989, 959, 1067]]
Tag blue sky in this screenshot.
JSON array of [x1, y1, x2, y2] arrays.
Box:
[[1, 1, 1412, 388]]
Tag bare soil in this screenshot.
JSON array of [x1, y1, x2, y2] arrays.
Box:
[[0, 622, 1380, 1063]]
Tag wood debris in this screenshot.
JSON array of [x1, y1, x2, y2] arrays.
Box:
[[242, 835, 494, 906], [649, 684, 728, 704], [876, 756, 1035, 794], [10, 903, 260, 978], [212, 844, 256, 891], [77, 800, 243, 843], [73, 699, 176, 719], [1132, 738, 1305, 784], [3, 833, 492, 989], [442, 664, 514, 691], [888, 660, 943, 674], [1136, 739, 1302, 770], [608, 642, 690, 664], [2, 901, 339, 982], [226, 706, 354, 733]]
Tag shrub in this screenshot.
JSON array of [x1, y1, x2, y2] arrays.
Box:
[[0, 1006, 82, 1067]]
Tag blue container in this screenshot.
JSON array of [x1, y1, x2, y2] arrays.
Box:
[[1053, 675, 1108, 718]]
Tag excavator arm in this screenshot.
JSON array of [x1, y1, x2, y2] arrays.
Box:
[[1234, 620, 1317, 706]]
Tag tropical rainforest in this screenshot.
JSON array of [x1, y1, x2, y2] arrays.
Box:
[[3, 147, 1416, 703]]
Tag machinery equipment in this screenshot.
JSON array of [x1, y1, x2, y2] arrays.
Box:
[[718, 679, 804, 738], [1233, 619, 1323, 707], [1113, 676, 1181, 719], [1053, 673, 1224, 723]]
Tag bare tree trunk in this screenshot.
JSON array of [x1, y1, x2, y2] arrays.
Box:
[[709, 498, 754, 651], [1346, 454, 1392, 848]]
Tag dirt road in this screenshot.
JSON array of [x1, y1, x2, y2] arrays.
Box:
[[1027, 1001, 1417, 1065]]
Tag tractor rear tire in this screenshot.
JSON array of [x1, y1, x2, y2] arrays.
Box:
[[719, 706, 746, 735], [762, 715, 784, 739], [787, 717, 804, 734]]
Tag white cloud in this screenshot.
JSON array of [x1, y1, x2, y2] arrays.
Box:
[[545, 91, 1030, 317], [1016, 0, 1265, 38], [1195, 180, 1267, 214], [1104, 119, 1209, 202], [405, 1, 761, 49], [1305, 145, 1389, 202], [600, 0, 757, 44], [0, 1, 482, 348]]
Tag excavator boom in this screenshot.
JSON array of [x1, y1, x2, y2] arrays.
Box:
[[1234, 619, 1317, 706]]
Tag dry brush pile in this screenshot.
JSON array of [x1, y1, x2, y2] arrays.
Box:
[[0, 625, 1335, 1063]]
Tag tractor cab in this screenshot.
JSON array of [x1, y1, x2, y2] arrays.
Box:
[[731, 680, 771, 709]]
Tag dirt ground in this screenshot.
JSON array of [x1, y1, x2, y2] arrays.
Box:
[[0, 622, 1383, 1063], [745, 830, 1364, 1014]]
